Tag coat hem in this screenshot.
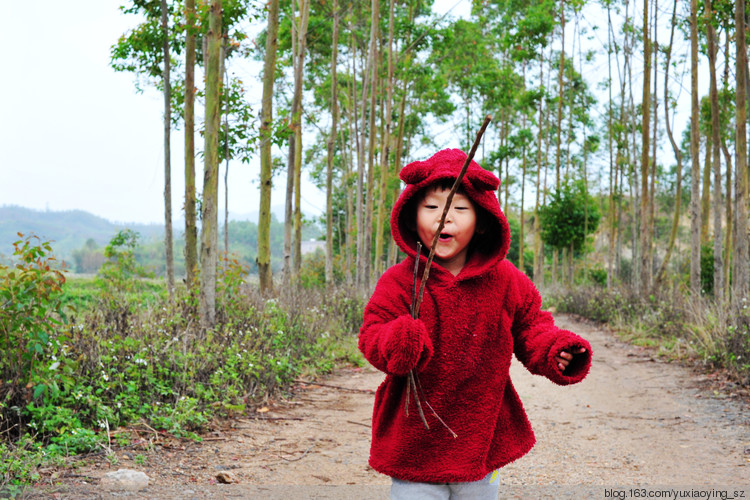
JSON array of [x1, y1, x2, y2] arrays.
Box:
[[369, 440, 535, 484]]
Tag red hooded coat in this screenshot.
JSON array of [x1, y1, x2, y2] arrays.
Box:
[[359, 149, 592, 483]]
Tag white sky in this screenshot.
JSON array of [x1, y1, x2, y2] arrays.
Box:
[[1, 1, 702, 226]]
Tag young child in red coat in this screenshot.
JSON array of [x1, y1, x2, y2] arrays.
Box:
[[358, 148, 592, 499]]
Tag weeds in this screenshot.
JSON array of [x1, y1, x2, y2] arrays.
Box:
[[547, 283, 750, 386], [0, 235, 366, 490]]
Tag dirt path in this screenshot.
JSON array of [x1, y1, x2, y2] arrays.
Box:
[[38, 314, 749, 499]]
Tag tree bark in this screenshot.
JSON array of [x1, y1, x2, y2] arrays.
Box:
[[639, 0, 651, 295], [734, 0, 749, 304], [160, 0, 174, 301], [325, 0, 339, 286], [555, 0, 565, 190], [258, 0, 280, 295], [534, 50, 544, 286], [701, 131, 711, 245], [374, 0, 395, 278], [689, 0, 701, 295], [706, 0, 724, 301], [654, 0, 684, 288], [184, 0, 198, 290], [199, 0, 222, 329]]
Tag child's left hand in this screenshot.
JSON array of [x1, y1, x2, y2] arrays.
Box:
[[555, 347, 587, 372]]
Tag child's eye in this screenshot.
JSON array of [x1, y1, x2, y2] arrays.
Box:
[[424, 204, 439, 209]]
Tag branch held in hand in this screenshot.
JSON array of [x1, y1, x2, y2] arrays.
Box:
[[405, 115, 492, 437]]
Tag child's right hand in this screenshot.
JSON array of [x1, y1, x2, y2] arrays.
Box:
[[380, 315, 433, 376]]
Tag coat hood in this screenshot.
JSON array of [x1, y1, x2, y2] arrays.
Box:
[[391, 148, 511, 279]]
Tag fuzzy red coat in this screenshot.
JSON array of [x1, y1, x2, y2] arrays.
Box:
[[359, 149, 592, 483]]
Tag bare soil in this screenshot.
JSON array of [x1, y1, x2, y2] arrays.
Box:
[[27, 314, 750, 499]]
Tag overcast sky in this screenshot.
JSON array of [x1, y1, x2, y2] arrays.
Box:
[[1, 1, 700, 226], [1, 1, 332, 225]]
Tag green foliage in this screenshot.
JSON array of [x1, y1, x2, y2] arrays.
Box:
[[0, 234, 74, 436], [538, 178, 601, 252], [96, 229, 153, 294], [548, 285, 750, 385], [700, 242, 714, 296], [0, 237, 366, 489]]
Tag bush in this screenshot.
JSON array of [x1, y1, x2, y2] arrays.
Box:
[[0, 234, 366, 489], [547, 283, 750, 385], [0, 234, 74, 440]]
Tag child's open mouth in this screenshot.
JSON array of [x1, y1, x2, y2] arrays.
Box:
[[438, 233, 453, 242]]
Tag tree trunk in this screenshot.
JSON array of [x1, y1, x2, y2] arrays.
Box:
[[689, 0, 701, 295], [519, 63, 527, 275], [356, 18, 370, 293], [555, 0, 565, 190], [734, 0, 749, 304], [282, 0, 297, 288], [160, 0, 174, 301], [283, 0, 310, 286], [374, 0, 395, 278], [293, 0, 310, 280], [706, 0, 724, 301], [638, 0, 651, 296], [701, 132, 711, 245], [362, 0, 379, 292], [184, 0, 198, 290], [721, 29, 733, 299], [258, 0, 280, 295], [199, 0, 222, 329], [606, 1, 615, 288], [654, 0, 684, 288], [222, 41, 229, 258], [325, 0, 339, 287], [534, 50, 544, 286]]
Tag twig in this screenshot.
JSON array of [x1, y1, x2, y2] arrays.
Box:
[[416, 372, 457, 439], [406, 242, 423, 418], [293, 379, 375, 394], [278, 445, 314, 462], [346, 420, 371, 428], [408, 371, 429, 430], [413, 115, 493, 318], [404, 115, 493, 438]]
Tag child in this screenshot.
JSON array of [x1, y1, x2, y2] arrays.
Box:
[[358, 149, 592, 499]]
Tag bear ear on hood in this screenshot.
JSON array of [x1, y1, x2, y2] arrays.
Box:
[[468, 167, 500, 191], [399, 160, 429, 185]]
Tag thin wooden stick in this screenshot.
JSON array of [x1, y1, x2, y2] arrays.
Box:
[[408, 371, 429, 429], [404, 115, 492, 437], [413, 115, 493, 318], [416, 372, 457, 438]]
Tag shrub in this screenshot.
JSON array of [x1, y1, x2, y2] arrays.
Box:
[[0, 234, 74, 439]]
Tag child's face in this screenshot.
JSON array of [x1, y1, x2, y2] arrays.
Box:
[[416, 186, 477, 275]]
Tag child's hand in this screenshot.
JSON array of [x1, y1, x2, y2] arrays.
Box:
[[555, 347, 587, 372]]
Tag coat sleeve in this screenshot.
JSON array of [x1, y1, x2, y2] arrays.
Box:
[[508, 264, 592, 385], [358, 265, 434, 376]]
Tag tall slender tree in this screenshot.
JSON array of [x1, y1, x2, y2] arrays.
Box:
[[184, 0, 198, 290], [735, 0, 749, 303], [325, 0, 340, 286], [199, 0, 222, 328], [258, 0, 280, 294], [689, 0, 701, 295], [160, 0, 175, 301], [638, 0, 651, 295], [706, 0, 724, 300]]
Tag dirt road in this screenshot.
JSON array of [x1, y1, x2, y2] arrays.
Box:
[[40, 314, 749, 499]]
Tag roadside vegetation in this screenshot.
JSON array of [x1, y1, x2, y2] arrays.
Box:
[[0, 234, 364, 494], [546, 281, 750, 386]]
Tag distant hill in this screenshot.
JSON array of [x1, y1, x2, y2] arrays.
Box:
[[0, 205, 320, 274], [0, 205, 163, 261]]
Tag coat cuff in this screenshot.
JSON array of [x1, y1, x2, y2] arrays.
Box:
[[545, 332, 592, 385]]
